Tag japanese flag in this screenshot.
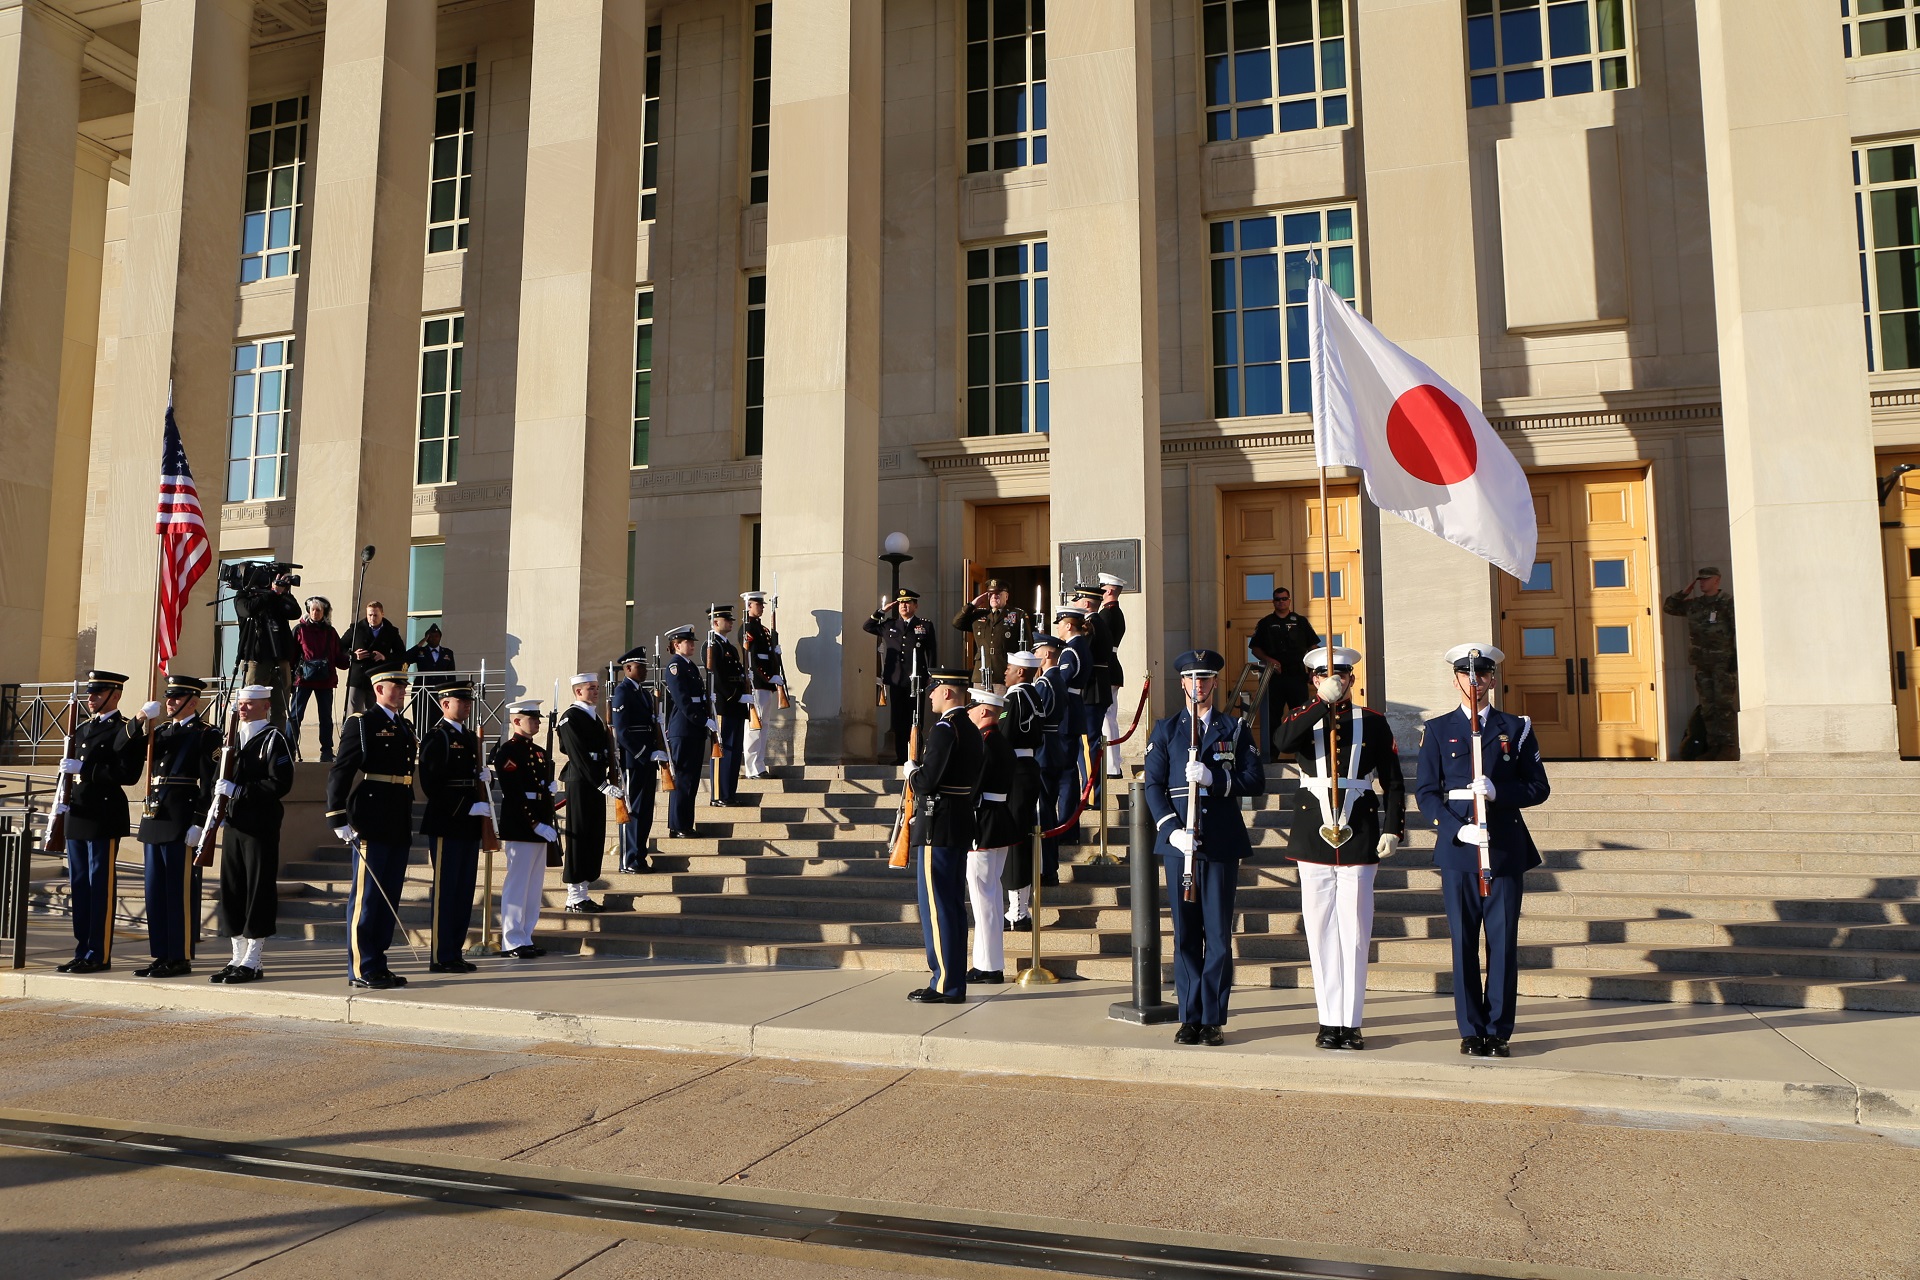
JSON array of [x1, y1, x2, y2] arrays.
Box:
[[1309, 277, 1537, 580]]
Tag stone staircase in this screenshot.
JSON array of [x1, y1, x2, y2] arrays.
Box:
[[30, 757, 1920, 1012]]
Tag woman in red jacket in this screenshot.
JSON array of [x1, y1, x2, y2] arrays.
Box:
[[291, 596, 347, 762]]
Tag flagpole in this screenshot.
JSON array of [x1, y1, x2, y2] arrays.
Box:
[[1307, 251, 1342, 842]]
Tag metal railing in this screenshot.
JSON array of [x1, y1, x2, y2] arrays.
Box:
[[0, 680, 249, 767], [404, 667, 511, 738]]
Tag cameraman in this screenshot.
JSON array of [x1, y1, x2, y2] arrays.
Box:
[[232, 564, 302, 729]]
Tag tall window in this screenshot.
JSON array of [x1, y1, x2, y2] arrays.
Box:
[[1209, 206, 1356, 418], [966, 240, 1049, 436], [626, 528, 637, 648], [228, 338, 295, 501], [743, 273, 766, 456], [1202, 0, 1348, 141], [1858, 140, 1920, 372], [417, 315, 465, 485], [749, 4, 771, 204], [1465, 0, 1629, 107], [1844, 1, 1918, 56], [240, 96, 309, 283], [633, 288, 655, 467], [642, 25, 662, 221], [965, 0, 1046, 173], [407, 543, 445, 644], [428, 63, 476, 253]]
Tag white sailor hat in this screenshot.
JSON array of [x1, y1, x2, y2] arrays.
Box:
[[1444, 643, 1504, 673], [1096, 572, 1125, 588], [236, 684, 274, 701], [1302, 646, 1362, 673], [506, 698, 545, 715], [570, 672, 600, 686], [969, 687, 1006, 707], [1007, 650, 1041, 669]]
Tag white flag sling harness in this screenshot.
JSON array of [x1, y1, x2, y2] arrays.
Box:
[[1303, 702, 1368, 849]]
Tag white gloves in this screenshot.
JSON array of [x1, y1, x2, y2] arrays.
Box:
[[469, 802, 493, 818], [216, 779, 239, 799], [773, 645, 783, 655], [600, 782, 625, 801], [185, 826, 204, 847], [1457, 826, 1489, 848], [903, 761, 921, 782], [651, 751, 668, 763], [1376, 833, 1400, 859], [1471, 776, 1497, 801], [771, 675, 785, 687], [333, 825, 358, 843], [53, 802, 69, 816], [705, 718, 719, 733], [1315, 676, 1345, 704], [141, 701, 165, 722], [479, 765, 493, 783], [534, 822, 559, 843], [1169, 829, 1196, 855], [1184, 760, 1210, 786], [59, 759, 83, 775]]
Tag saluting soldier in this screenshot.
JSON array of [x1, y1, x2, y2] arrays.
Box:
[[1031, 632, 1073, 886], [56, 670, 152, 973], [326, 665, 419, 989], [904, 669, 986, 1004], [405, 625, 458, 730], [1415, 644, 1551, 1058], [1052, 606, 1094, 850], [953, 579, 1025, 692], [662, 625, 711, 838], [418, 684, 488, 973], [1073, 575, 1127, 777], [1143, 649, 1266, 1047], [211, 685, 293, 984], [864, 589, 938, 765], [611, 646, 666, 873], [999, 650, 1048, 929], [1663, 566, 1738, 760], [740, 591, 785, 780], [1273, 646, 1406, 1051], [965, 688, 1017, 985], [134, 674, 220, 978], [558, 673, 620, 913], [490, 699, 559, 959], [706, 604, 751, 805]]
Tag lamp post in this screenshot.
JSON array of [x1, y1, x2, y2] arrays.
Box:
[[1879, 463, 1919, 507], [880, 531, 913, 601]]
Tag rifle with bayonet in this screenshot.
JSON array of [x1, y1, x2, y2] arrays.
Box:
[[651, 634, 675, 791], [192, 682, 243, 867], [40, 678, 81, 854], [887, 648, 924, 869]]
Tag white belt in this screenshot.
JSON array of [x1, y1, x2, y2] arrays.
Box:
[[980, 791, 1008, 802], [1013, 748, 1035, 757], [1448, 788, 1473, 800]]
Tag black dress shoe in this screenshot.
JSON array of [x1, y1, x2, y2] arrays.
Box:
[[1462, 1035, 1492, 1057], [1006, 916, 1033, 932], [905, 987, 965, 1004], [1489, 1037, 1512, 1058], [62, 959, 106, 974], [1314, 1025, 1340, 1049], [965, 968, 1005, 984], [1199, 1024, 1226, 1047], [134, 962, 162, 978], [428, 960, 478, 974], [225, 966, 264, 984], [349, 972, 397, 989], [209, 965, 238, 984], [1173, 1023, 1200, 1045], [564, 900, 606, 914], [56, 959, 83, 973], [1039, 871, 1060, 887], [503, 944, 547, 959], [1337, 1027, 1366, 1051]]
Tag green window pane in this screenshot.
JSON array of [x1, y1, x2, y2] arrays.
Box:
[[409, 544, 446, 616]]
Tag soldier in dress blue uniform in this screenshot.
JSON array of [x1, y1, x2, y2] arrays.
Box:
[[1030, 633, 1073, 885], [326, 665, 419, 989], [904, 668, 986, 1003], [1052, 607, 1094, 853], [998, 650, 1048, 928], [1415, 643, 1552, 1058], [418, 684, 488, 973], [56, 670, 153, 973], [611, 646, 667, 872], [1143, 649, 1266, 1046], [211, 685, 293, 984], [662, 625, 711, 838], [490, 699, 559, 959], [134, 674, 220, 977], [864, 588, 938, 765], [1071, 578, 1124, 779], [706, 604, 751, 806]]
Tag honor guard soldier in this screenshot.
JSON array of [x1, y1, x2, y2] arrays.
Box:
[[999, 651, 1048, 929], [558, 673, 620, 913], [611, 646, 667, 872], [1663, 566, 1738, 759], [135, 674, 220, 977], [211, 686, 293, 984], [965, 687, 1018, 984], [1248, 587, 1320, 762], [740, 591, 785, 779], [662, 626, 711, 837], [1143, 650, 1265, 1046], [864, 589, 938, 764], [953, 579, 1025, 692], [1051, 607, 1094, 850], [904, 669, 985, 1003], [1030, 633, 1073, 886], [1273, 647, 1406, 1050], [327, 664, 419, 989], [706, 604, 751, 805], [491, 699, 559, 959], [418, 684, 489, 972], [1073, 575, 1127, 777], [56, 671, 152, 973], [1415, 644, 1551, 1058]]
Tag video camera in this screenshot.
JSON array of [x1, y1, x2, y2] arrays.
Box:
[[219, 560, 302, 592]]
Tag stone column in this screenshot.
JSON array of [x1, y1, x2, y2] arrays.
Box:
[[1695, 0, 1895, 755], [1356, 0, 1493, 741], [1046, 0, 1163, 735], [291, 0, 437, 622], [758, 0, 883, 762], [0, 1, 90, 682], [503, 0, 646, 694], [94, 0, 251, 695]]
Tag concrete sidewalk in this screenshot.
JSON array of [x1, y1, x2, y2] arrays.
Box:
[[7, 924, 1917, 1131]]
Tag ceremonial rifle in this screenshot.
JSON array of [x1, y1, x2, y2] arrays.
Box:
[[475, 661, 503, 955], [1180, 679, 1200, 904], [770, 573, 789, 709], [40, 678, 81, 854], [703, 630, 723, 815], [1469, 647, 1492, 899], [887, 647, 923, 869], [192, 685, 242, 868], [607, 660, 629, 826], [545, 677, 564, 867], [875, 593, 889, 707], [651, 635, 675, 792]]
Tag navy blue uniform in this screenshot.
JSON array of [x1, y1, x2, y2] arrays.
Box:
[[63, 711, 147, 967], [663, 652, 709, 835], [1142, 707, 1265, 1027], [910, 707, 985, 998], [1414, 705, 1551, 1041], [135, 716, 219, 965], [998, 677, 1049, 895], [557, 704, 616, 884], [611, 675, 664, 871], [418, 715, 485, 967], [707, 632, 749, 803], [326, 706, 418, 983], [1035, 659, 1073, 872]]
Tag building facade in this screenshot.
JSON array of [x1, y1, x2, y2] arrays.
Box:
[[4, 0, 1918, 761]]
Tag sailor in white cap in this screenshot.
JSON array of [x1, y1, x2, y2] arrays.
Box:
[[740, 590, 785, 778], [1271, 647, 1405, 1050], [999, 650, 1049, 928], [210, 685, 294, 984], [1074, 574, 1129, 777], [557, 672, 620, 913], [1414, 644, 1550, 1057], [964, 688, 1016, 982], [490, 699, 560, 958]]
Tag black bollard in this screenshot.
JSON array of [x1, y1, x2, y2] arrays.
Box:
[[1109, 779, 1178, 1024]]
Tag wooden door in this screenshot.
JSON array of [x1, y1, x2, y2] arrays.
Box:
[[1221, 485, 1366, 703], [968, 501, 1052, 628], [1883, 454, 1920, 757]]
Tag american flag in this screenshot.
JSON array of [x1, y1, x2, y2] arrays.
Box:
[[155, 407, 211, 663]]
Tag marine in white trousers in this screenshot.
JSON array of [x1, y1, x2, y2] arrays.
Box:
[[966, 846, 1010, 971], [499, 840, 547, 951], [1103, 702, 1122, 776], [743, 688, 777, 777], [1298, 861, 1376, 1028]]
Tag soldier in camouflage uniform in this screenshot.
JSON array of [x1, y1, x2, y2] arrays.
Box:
[[1663, 566, 1737, 760]]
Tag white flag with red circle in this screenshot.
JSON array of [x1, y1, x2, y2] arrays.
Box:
[[1308, 277, 1537, 580]]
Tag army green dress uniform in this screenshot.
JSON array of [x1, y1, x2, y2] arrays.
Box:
[[135, 675, 220, 975], [952, 580, 1026, 690], [326, 667, 419, 988], [1662, 567, 1738, 759]]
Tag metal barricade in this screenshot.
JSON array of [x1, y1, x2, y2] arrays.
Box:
[[1, 816, 27, 969]]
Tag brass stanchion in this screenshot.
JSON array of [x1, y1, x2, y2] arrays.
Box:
[[1089, 767, 1119, 864], [1016, 824, 1058, 986]]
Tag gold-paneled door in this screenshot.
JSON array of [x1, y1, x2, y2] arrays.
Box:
[[1499, 469, 1658, 758], [1880, 452, 1920, 757], [966, 500, 1051, 628], [1221, 485, 1366, 706]]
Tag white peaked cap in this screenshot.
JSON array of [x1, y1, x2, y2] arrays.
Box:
[[1097, 572, 1125, 587], [1302, 646, 1363, 671], [506, 698, 544, 714], [1443, 642, 1505, 668]]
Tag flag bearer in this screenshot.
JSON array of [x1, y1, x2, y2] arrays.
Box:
[[135, 674, 220, 977]]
